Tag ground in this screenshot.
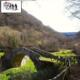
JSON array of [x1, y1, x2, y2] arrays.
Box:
[[70, 64, 80, 80]]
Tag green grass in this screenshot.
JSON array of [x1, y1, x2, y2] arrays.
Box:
[[0, 52, 5, 58], [0, 57, 37, 80], [52, 50, 76, 57], [39, 50, 77, 64]]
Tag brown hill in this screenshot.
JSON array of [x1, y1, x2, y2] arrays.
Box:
[[0, 9, 67, 51]]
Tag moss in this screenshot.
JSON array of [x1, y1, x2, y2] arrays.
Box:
[[0, 52, 5, 58], [0, 50, 76, 80], [52, 50, 76, 57], [39, 50, 77, 65], [0, 57, 37, 80], [0, 74, 10, 80]]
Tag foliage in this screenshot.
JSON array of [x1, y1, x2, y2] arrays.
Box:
[[52, 50, 77, 65], [39, 50, 77, 64], [52, 50, 76, 57], [0, 52, 5, 58], [0, 74, 10, 80], [0, 50, 76, 80], [0, 58, 37, 80], [0, 60, 58, 80], [0, 53, 59, 80], [0, 27, 22, 48]]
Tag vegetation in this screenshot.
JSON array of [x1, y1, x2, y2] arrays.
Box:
[[0, 50, 77, 80], [0, 55, 59, 80], [0, 52, 5, 58], [52, 50, 76, 57], [40, 50, 77, 64], [0, 7, 68, 51], [0, 2, 79, 80], [0, 57, 37, 80]]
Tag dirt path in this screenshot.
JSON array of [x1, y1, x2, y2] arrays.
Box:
[[70, 64, 80, 80]]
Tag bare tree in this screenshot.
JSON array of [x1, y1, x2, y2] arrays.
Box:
[[66, 0, 80, 19]]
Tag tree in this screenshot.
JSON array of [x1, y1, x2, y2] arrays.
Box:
[[66, 0, 80, 19]]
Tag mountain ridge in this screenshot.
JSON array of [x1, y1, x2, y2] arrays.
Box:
[[63, 32, 77, 38]]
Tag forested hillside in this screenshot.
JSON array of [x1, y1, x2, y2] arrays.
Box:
[[0, 9, 67, 51]]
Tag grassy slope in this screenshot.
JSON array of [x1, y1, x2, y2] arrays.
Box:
[[40, 50, 76, 63]]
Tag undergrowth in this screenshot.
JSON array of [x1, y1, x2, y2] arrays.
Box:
[[0, 50, 77, 80]]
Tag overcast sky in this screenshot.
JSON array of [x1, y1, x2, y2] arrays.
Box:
[[22, 0, 80, 32]]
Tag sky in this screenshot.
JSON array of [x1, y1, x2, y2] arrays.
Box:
[[22, 0, 80, 32]]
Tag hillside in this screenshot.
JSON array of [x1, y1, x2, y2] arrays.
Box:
[[0, 9, 67, 51]]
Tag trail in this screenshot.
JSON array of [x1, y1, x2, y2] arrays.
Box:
[[70, 64, 80, 80]]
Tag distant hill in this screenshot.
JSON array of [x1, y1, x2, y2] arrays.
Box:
[[63, 32, 77, 38]]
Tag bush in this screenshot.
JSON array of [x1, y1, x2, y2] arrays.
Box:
[[0, 27, 22, 48], [0, 74, 10, 80]]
